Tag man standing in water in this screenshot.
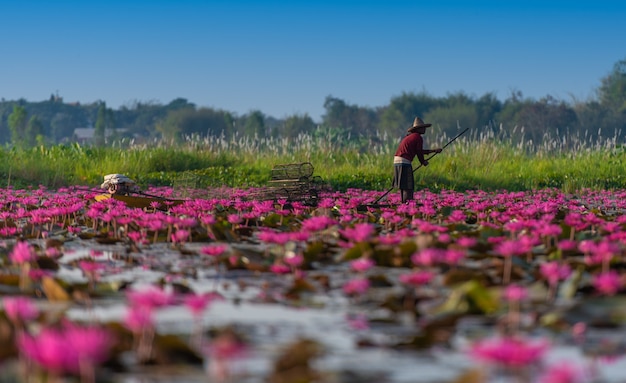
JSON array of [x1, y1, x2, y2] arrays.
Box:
[[392, 117, 442, 203]]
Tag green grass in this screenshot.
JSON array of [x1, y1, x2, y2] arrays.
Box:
[[1, 132, 625, 193]]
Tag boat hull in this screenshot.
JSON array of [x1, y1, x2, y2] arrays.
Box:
[[94, 194, 185, 209]]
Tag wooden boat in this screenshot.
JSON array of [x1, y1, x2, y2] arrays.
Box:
[[94, 193, 186, 209]]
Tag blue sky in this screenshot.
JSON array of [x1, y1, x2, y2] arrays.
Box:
[[1, 0, 625, 121]]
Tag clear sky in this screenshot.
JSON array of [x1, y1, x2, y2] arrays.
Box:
[[2, 0, 625, 121]]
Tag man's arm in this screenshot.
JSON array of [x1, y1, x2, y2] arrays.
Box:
[[425, 148, 443, 154]]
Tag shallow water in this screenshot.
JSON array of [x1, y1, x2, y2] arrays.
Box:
[[49, 237, 626, 383]]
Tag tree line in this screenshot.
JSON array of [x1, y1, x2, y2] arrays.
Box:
[[1, 58, 625, 147]]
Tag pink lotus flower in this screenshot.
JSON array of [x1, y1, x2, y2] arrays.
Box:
[[28, 269, 52, 281], [64, 323, 114, 369], [171, 228, 190, 243], [592, 271, 622, 296], [227, 214, 242, 225], [201, 243, 228, 257], [284, 253, 304, 268], [184, 292, 222, 317], [538, 360, 586, 383], [446, 209, 467, 224], [399, 270, 434, 287], [350, 257, 375, 272], [378, 234, 402, 246], [269, 263, 291, 274], [3, 296, 38, 323], [494, 239, 526, 257], [79, 260, 105, 274], [45, 246, 62, 258], [340, 223, 375, 243], [557, 239, 578, 251], [204, 329, 248, 382], [90, 249, 104, 258], [18, 328, 71, 374], [343, 277, 370, 295], [258, 230, 290, 245], [470, 336, 549, 368], [126, 285, 174, 311], [17, 323, 113, 376], [302, 215, 337, 231], [10, 241, 35, 264], [410, 248, 445, 267], [200, 215, 216, 226], [124, 306, 154, 333], [443, 249, 465, 265], [540, 261, 572, 286], [127, 231, 146, 243], [502, 284, 528, 302], [456, 236, 477, 248]]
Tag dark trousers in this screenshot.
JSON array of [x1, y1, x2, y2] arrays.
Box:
[[392, 164, 414, 203], [401, 189, 414, 203]]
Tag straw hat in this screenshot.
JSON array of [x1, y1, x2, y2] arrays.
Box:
[[407, 117, 432, 132]]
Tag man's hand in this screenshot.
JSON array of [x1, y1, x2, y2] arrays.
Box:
[[434, 148, 443, 153], [421, 160, 429, 166]]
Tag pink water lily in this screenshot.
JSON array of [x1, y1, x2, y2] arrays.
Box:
[[538, 360, 587, 383], [3, 296, 39, 323], [470, 336, 549, 368], [350, 257, 375, 272], [592, 271, 622, 296], [340, 223, 375, 243], [343, 277, 370, 295], [18, 323, 113, 379], [10, 241, 36, 264], [503, 284, 528, 302], [201, 243, 228, 257], [3, 184, 626, 382], [126, 285, 174, 311], [399, 270, 434, 287]]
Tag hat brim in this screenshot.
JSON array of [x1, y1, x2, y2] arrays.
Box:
[[407, 123, 431, 132]]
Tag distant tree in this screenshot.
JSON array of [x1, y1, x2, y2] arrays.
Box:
[[155, 108, 187, 141], [51, 112, 82, 142], [0, 103, 14, 143], [376, 106, 405, 139], [475, 92, 502, 127], [94, 103, 106, 146], [94, 102, 116, 145], [8, 105, 28, 147], [595, 58, 626, 137], [377, 91, 439, 137], [424, 103, 478, 140], [188, 108, 232, 137], [496, 94, 578, 143], [26, 116, 45, 146], [106, 107, 117, 142], [242, 110, 266, 137], [322, 96, 377, 136], [597, 58, 626, 111], [166, 98, 196, 111], [116, 100, 167, 138], [156, 106, 233, 141], [279, 114, 316, 138], [323, 96, 350, 130]]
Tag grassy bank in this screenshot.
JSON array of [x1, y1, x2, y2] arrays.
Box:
[[1, 129, 625, 193]]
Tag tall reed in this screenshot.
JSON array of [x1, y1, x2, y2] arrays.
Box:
[[0, 126, 624, 193]]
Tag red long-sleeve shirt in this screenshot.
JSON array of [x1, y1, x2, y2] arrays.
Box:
[[394, 133, 426, 164]]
